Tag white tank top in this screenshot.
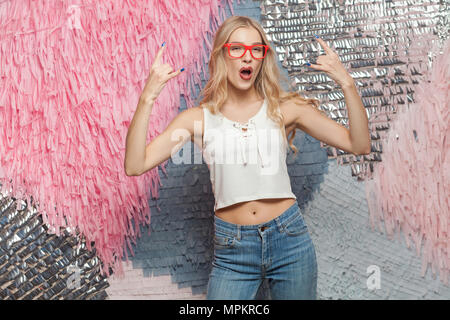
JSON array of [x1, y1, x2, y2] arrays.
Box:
[[202, 98, 297, 211]]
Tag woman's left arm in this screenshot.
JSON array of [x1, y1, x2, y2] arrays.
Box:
[[304, 36, 371, 155]]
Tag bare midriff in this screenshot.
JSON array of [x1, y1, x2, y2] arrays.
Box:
[[215, 197, 296, 225]]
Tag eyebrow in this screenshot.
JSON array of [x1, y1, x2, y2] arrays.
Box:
[[229, 41, 263, 45]]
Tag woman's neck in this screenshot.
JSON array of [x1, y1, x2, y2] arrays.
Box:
[[226, 87, 262, 106]]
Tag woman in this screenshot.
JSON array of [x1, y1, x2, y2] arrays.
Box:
[[124, 16, 371, 299]]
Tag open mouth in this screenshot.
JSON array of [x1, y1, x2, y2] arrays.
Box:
[[239, 67, 253, 80]]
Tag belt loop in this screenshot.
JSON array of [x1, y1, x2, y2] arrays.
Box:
[[275, 216, 284, 233], [237, 225, 241, 240]]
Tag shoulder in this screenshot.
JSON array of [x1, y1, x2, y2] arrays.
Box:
[[279, 97, 310, 129], [279, 97, 310, 112], [164, 105, 203, 137], [182, 105, 206, 144], [176, 105, 205, 121]]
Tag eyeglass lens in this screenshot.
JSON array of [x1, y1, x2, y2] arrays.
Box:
[[229, 45, 266, 58]]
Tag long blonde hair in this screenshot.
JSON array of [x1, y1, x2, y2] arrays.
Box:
[[196, 15, 322, 156]]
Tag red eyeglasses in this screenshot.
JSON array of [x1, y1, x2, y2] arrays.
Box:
[[223, 43, 269, 59]]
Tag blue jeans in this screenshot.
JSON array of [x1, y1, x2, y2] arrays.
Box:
[[206, 200, 318, 300]]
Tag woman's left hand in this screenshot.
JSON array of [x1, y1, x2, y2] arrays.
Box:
[[306, 36, 354, 87]]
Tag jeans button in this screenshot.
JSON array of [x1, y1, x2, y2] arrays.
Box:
[[260, 226, 267, 231]]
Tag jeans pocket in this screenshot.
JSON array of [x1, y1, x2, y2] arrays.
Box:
[[283, 211, 308, 236], [213, 235, 236, 249], [213, 228, 236, 249]]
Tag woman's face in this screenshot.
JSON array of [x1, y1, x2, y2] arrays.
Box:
[[223, 27, 264, 92]]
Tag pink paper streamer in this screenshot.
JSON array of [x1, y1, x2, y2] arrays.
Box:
[[365, 39, 450, 285], [0, 0, 235, 277]]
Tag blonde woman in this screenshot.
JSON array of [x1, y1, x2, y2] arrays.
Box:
[[125, 16, 371, 300]]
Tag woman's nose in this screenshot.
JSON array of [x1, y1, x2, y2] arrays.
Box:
[[243, 49, 252, 60]]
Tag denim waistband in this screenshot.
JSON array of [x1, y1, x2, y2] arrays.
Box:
[[213, 200, 301, 237]]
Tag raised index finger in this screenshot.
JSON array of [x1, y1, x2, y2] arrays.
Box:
[[152, 42, 166, 68], [315, 36, 333, 55]]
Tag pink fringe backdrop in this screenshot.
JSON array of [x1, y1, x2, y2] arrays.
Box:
[[0, 0, 236, 277], [365, 39, 450, 285]]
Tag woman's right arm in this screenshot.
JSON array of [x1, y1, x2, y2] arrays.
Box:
[[124, 42, 187, 176], [124, 97, 154, 176], [124, 97, 197, 176]]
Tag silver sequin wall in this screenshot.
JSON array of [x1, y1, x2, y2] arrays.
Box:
[[0, 187, 109, 299], [260, 0, 448, 180]]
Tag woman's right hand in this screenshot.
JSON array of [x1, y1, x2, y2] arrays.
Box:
[[141, 42, 184, 103]]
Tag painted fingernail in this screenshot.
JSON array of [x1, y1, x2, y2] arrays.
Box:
[[180, 68, 185, 72], [315, 35, 319, 38], [161, 41, 166, 47], [306, 62, 311, 66]]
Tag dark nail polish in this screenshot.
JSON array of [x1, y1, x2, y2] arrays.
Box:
[[315, 35, 319, 38], [162, 41, 166, 47], [306, 62, 311, 66], [180, 68, 185, 72]]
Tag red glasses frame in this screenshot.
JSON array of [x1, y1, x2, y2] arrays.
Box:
[[223, 43, 269, 59]]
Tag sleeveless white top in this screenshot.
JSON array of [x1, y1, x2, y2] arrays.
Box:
[[202, 98, 297, 211]]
